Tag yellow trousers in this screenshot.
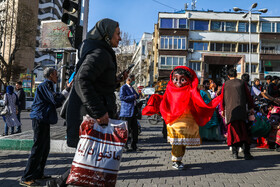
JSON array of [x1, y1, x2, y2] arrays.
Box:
[[171, 145, 186, 162]]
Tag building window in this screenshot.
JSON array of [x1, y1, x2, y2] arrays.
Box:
[[142, 45, 145, 55], [189, 62, 201, 71], [210, 21, 236, 32], [160, 56, 185, 69], [277, 22, 280, 33], [261, 22, 276, 32], [189, 41, 208, 51], [245, 64, 257, 73], [179, 19, 187, 28], [160, 18, 172, 28], [160, 18, 187, 29], [238, 43, 257, 53], [160, 36, 186, 50], [210, 43, 236, 52], [238, 22, 257, 32], [190, 20, 209, 31]]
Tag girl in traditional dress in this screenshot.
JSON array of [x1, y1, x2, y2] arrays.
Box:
[[142, 66, 222, 170]]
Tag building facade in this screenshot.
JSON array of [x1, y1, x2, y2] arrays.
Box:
[[0, 0, 38, 84], [153, 10, 280, 83], [131, 32, 153, 88]]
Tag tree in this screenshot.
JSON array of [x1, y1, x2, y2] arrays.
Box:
[[0, 2, 37, 84], [115, 31, 135, 75]]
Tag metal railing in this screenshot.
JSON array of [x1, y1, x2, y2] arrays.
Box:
[[260, 49, 280, 54]]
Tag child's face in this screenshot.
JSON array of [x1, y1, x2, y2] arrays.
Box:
[[172, 73, 188, 88]]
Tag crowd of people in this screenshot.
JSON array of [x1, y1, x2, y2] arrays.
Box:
[[0, 17, 279, 186]]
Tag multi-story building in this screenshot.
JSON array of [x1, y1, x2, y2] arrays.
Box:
[[153, 10, 280, 83], [131, 32, 153, 88], [0, 0, 38, 84]]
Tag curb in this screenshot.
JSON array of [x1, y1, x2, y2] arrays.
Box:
[[0, 139, 76, 153]]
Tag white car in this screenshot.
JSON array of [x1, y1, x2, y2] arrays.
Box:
[[25, 97, 34, 111]]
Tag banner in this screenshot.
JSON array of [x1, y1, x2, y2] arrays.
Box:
[[40, 20, 74, 51]]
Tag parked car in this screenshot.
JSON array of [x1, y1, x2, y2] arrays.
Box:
[[25, 97, 34, 111]]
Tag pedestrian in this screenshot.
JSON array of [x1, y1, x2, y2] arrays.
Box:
[[142, 66, 222, 170], [47, 18, 124, 187], [15, 81, 26, 133], [199, 80, 221, 141], [268, 76, 279, 98], [119, 74, 140, 151], [221, 68, 255, 160], [20, 68, 71, 186], [263, 75, 272, 93], [2, 86, 21, 136]]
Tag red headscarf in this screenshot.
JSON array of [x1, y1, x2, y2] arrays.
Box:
[[143, 66, 223, 126]]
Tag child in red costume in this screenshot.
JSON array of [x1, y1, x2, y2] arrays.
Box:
[[143, 66, 222, 170]]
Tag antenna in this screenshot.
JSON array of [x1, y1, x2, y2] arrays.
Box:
[[191, 0, 197, 10], [184, 3, 188, 10]]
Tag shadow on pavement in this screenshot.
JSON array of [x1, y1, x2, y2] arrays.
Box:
[[118, 154, 280, 180]]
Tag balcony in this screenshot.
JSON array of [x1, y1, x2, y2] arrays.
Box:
[[260, 50, 280, 61], [260, 49, 280, 55]]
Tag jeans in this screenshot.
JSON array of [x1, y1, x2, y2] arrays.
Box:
[[16, 110, 22, 132], [22, 119, 50, 181]]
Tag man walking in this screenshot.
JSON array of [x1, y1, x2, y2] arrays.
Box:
[[20, 68, 71, 186], [221, 68, 254, 160], [119, 74, 139, 151], [15, 81, 26, 133]]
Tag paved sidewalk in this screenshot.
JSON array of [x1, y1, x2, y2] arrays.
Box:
[[1, 119, 280, 186]]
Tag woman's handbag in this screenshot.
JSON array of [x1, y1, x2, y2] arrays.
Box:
[[66, 115, 128, 187], [1, 95, 10, 116], [0, 105, 10, 116]]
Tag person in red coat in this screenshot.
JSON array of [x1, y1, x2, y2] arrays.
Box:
[[143, 66, 222, 170]]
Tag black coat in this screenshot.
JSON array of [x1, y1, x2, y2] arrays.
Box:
[[16, 88, 26, 110], [66, 39, 118, 148]]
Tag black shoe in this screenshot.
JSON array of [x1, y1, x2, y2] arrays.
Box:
[[16, 130, 22, 134], [11, 132, 15, 135], [47, 179, 59, 187], [232, 154, 241, 159], [19, 180, 40, 186], [2, 133, 8, 136], [244, 154, 254, 160]]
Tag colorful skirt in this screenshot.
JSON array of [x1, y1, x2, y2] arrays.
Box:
[[167, 113, 201, 146]]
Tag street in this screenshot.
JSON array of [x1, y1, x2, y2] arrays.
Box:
[[1, 115, 280, 186]]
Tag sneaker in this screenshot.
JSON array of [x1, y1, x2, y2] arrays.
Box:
[[172, 161, 185, 170], [19, 180, 40, 186]]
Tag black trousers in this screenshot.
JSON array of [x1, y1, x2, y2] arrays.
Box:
[[121, 107, 138, 149], [22, 119, 50, 181]]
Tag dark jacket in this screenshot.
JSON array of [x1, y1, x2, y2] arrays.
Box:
[[30, 80, 65, 124], [119, 84, 139, 117], [16, 88, 26, 110], [223, 79, 254, 124], [66, 39, 118, 148]]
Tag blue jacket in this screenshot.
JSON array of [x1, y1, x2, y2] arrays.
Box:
[[119, 84, 139, 117], [30, 80, 65, 124]]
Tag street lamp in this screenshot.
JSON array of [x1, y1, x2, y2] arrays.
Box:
[[233, 3, 268, 80]]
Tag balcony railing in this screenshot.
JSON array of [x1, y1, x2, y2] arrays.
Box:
[[260, 49, 280, 55]]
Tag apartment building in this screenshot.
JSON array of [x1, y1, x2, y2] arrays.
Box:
[[131, 32, 153, 87], [0, 0, 38, 83], [153, 10, 280, 83]]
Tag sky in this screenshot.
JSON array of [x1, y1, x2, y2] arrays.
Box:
[[88, 0, 280, 42]]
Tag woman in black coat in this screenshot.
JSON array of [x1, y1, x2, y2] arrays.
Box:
[[66, 18, 122, 148]]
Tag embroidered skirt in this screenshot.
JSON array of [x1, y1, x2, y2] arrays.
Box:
[[167, 113, 201, 146]]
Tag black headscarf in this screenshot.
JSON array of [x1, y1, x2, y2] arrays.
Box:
[[86, 18, 119, 46]]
